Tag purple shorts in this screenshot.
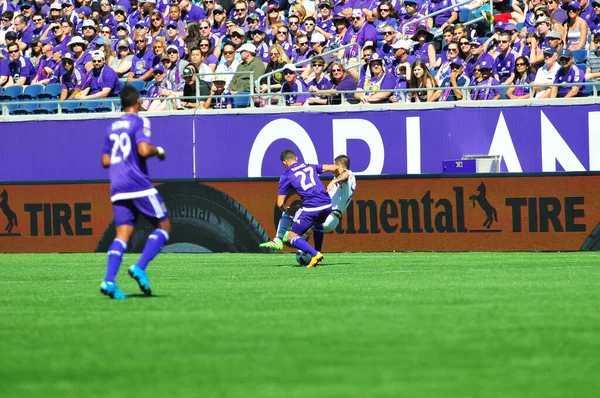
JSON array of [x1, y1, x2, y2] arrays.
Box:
[[112, 193, 169, 227], [291, 206, 332, 236]]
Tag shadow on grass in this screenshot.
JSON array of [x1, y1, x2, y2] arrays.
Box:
[[126, 294, 168, 299]]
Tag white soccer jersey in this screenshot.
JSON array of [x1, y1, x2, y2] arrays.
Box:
[[329, 169, 356, 214]]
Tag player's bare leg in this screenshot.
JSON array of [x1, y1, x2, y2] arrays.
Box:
[[101, 224, 134, 299]]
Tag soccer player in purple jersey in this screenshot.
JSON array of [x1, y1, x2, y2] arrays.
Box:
[[99, 85, 171, 299], [261, 150, 337, 268]]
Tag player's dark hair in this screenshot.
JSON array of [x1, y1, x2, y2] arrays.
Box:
[[280, 149, 296, 162], [120, 84, 140, 108], [335, 155, 350, 169]]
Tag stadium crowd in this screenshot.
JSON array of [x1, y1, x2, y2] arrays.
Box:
[[1, 0, 600, 111]]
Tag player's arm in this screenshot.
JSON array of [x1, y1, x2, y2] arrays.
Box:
[[327, 170, 350, 191], [321, 164, 338, 173], [101, 153, 111, 168], [276, 194, 288, 212], [137, 141, 166, 160]]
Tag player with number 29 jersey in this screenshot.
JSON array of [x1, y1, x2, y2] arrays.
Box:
[[277, 162, 332, 209], [102, 114, 156, 202]]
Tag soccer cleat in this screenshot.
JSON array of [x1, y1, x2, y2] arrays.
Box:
[[100, 281, 127, 300], [259, 238, 284, 250], [128, 265, 152, 296], [306, 252, 324, 268]]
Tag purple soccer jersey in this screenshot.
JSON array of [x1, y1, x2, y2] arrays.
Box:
[[278, 162, 332, 236], [102, 113, 156, 201]]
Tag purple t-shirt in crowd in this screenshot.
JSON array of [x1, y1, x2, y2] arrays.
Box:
[[554, 64, 585, 97], [377, 43, 397, 67], [282, 78, 311, 105], [278, 162, 331, 209], [333, 74, 358, 101], [0, 58, 10, 78], [85, 65, 121, 96], [413, 42, 433, 64], [343, 22, 377, 58], [493, 51, 516, 83], [426, 0, 458, 28], [471, 77, 501, 100], [8, 56, 36, 84], [306, 74, 333, 91], [131, 48, 156, 78], [102, 113, 155, 200], [60, 66, 86, 93], [398, 13, 427, 37], [74, 51, 93, 71], [181, 3, 207, 22]]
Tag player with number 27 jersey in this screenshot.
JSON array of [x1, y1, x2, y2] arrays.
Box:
[[277, 162, 332, 210]]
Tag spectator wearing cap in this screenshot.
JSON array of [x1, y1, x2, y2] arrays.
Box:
[[551, 48, 585, 97], [114, 23, 132, 48], [165, 5, 188, 40], [533, 46, 561, 98], [176, 65, 211, 110], [426, 0, 458, 31], [493, 31, 517, 84], [536, 7, 566, 37], [330, 13, 349, 51], [410, 59, 438, 102], [356, 53, 395, 103], [113, 6, 128, 27], [76, 6, 93, 33], [126, 34, 155, 82], [376, 24, 398, 67], [249, 23, 269, 64], [18, 2, 34, 21], [391, 40, 416, 82], [431, 58, 469, 102], [165, 20, 186, 57], [68, 36, 93, 72], [303, 55, 333, 106], [343, 9, 376, 61], [544, 30, 564, 52], [411, 25, 436, 68], [586, 32, 600, 79], [535, 16, 553, 50], [215, 43, 240, 90], [4, 41, 36, 87], [506, 56, 536, 99], [291, 33, 311, 64], [142, 63, 176, 111], [79, 50, 121, 99], [464, 38, 493, 80], [229, 42, 265, 94], [60, 3, 78, 27], [399, 0, 426, 38], [246, 13, 261, 35], [178, 0, 208, 23], [563, 1, 587, 51], [264, 4, 281, 35], [110, 39, 134, 77], [202, 75, 234, 109], [280, 63, 310, 106], [81, 20, 101, 51], [247, 0, 265, 21], [308, 31, 333, 63], [211, 4, 227, 37], [471, 62, 501, 100], [58, 52, 85, 100], [316, 1, 336, 41], [165, 43, 189, 89], [126, 3, 142, 28]]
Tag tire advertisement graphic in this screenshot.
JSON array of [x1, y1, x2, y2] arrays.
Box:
[[1, 174, 599, 252]]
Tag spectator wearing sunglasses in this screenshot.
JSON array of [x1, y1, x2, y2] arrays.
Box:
[[127, 34, 157, 82], [342, 9, 376, 60], [291, 33, 311, 64], [550, 48, 585, 97], [493, 31, 516, 84], [81, 20, 101, 51], [165, 5, 188, 40], [211, 4, 227, 37], [356, 53, 395, 104], [202, 75, 234, 109], [398, 0, 426, 38], [546, 0, 567, 24], [259, 43, 288, 94], [431, 58, 469, 102], [79, 50, 121, 99], [328, 61, 357, 104], [98, 1, 116, 30], [229, 42, 265, 95], [563, 1, 587, 51], [231, 0, 250, 31], [377, 24, 399, 67], [30, 12, 48, 42], [215, 43, 240, 90], [149, 10, 165, 39], [111, 39, 134, 77], [271, 22, 294, 59], [505, 56, 535, 99], [303, 16, 317, 42], [532, 46, 560, 98], [265, 4, 283, 36], [165, 43, 190, 89], [373, 1, 398, 45], [58, 52, 85, 100], [470, 62, 501, 101], [316, 2, 336, 41], [585, 32, 600, 80], [304, 56, 333, 106], [588, 0, 600, 34], [165, 21, 186, 57], [281, 63, 310, 106], [250, 26, 270, 64]]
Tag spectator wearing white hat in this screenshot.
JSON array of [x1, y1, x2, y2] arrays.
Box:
[[164, 43, 190, 90], [281, 63, 311, 106], [228, 42, 265, 95], [110, 39, 134, 78], [391, 39, 416, 82], [79, 50, 121, 99], [68, 35, 93, 72], [81, 19, 101, 51], [202, 75, 234, 110]]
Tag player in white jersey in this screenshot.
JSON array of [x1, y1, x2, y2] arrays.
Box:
[[260, 155, 356, 251]]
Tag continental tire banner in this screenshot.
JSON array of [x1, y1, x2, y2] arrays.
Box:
[[0, 175, 599, 252]]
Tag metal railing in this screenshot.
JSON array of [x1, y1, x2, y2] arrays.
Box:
[[255, 42, 362, 95]]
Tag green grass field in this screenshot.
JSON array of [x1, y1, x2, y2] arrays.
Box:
[[1, 252, 599, 398]]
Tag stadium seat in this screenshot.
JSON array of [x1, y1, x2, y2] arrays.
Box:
[[12, 102, 39, 115], [232, 92, 251, 108], [0, 85, 23, 101], [576, 63, 587, 72], [18, 84, 44, 100], [516, 22, 524, 32], [74, 101, 100, 113], [145, 80, 156, 91], [459, 9, 472, 23], [96, 100, 114, 112], [38, 83, 62, 99], [59, 100, 81, 113], [125, 79, 146, 94], [499, 86, 509, 100], [573, 49, 587, 64], [34, 102, 59, 114]]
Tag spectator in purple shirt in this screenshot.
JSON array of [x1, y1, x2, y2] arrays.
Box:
[[142, 63, 176, 111], [281, 63, 311, 106], [471, 63, 501, 100], [328, 61, 357, 104], [551, 48, 586, 97], [127, 33, 156, 82], [342, 9, 377, 60], [4, 42, 36, 87], [412, 26, 437, 68], [493, 31, 517, 84], [0, 51, 11, 87], [179, 0, 207, 23], [373, 1, 399, 45], [79, 50, 121, 99], [303, 56, 333, 105], [356, 53, 396, 103], [399, 0, 427, 38], [426, 0, 458, 32], [59, 52, 85, 100], [13, 15, 32, 52], [506, 56, 536, 99], [377, 24, 399, 68]]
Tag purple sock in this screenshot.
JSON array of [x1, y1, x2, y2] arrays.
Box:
[[313, 225, 324, 252], [105, 238, 127, 283], [136, 229, 169, 270], [290, 236, 318, 256]]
